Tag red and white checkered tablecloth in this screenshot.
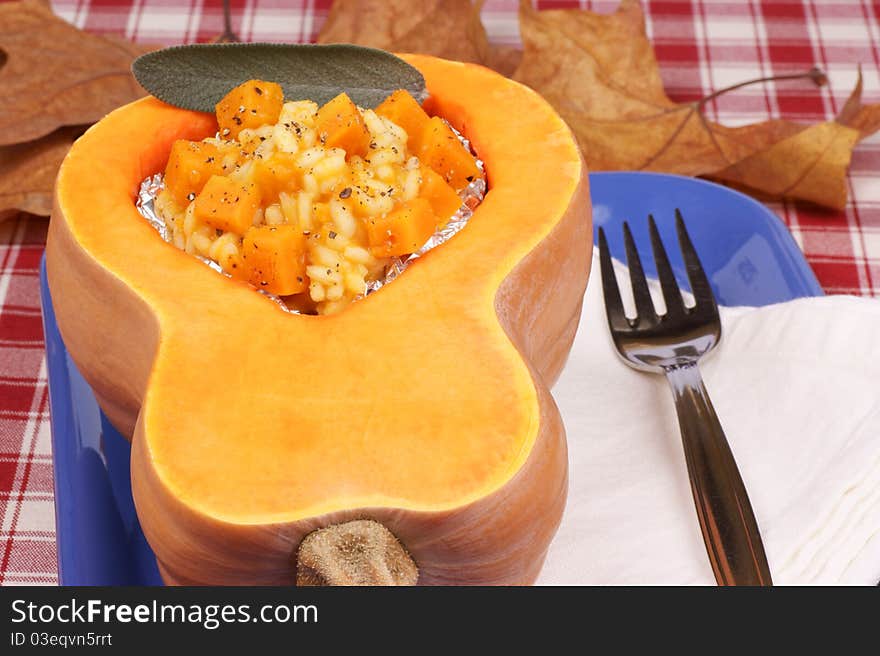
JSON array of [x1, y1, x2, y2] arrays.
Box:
[[1, 0, 878, 586]]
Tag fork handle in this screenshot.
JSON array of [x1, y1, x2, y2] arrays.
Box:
[[665, 363, 773, 586]]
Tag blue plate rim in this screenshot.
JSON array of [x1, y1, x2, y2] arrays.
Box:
[[588, 171, 824, 298]]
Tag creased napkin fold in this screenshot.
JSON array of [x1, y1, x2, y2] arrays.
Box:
[[538, 252, 880, 585]]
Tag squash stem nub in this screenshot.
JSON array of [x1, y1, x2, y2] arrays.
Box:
[[296, 519, 418, 586]]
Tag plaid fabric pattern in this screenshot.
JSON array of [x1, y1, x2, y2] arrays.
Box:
[[0, 218, 54, 585], [0, 0, 878, 585]]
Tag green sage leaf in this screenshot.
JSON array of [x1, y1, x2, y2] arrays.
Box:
[[132, 43, 426, 112]]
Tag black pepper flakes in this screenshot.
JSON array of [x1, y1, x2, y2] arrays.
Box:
[[339, 187, 352, 199], [255, 87, 263, 95], [328, 231, 337, 240]]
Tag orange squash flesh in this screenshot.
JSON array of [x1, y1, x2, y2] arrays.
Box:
[[375, 88, 431, 150], [315, 91, 371, 157], [46, 55, 591, 585], [215, 79, 284, 140], [418, 115, 483, 189], [164, 139, 223, 206], [366, 197, 437, 257], [241, 224, 309, 295], [419, 165, 463, 222], [193, 175, 262, 235], [252, 152, 300, 201]]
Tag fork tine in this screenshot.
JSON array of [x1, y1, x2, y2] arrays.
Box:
[[622, 222, 657, 322], [598, 227, 629, 330], [648, 215, 686, 317], [675, 209, 717, 315]]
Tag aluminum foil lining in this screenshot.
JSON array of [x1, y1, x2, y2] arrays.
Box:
[[135, 124, 485, 313]]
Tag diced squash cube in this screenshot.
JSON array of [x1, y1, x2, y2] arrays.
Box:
[[375, 89, 430, 151], [164, 140, 222, 206], [315, 92, 371, 158], [193, 175, 261, 236], [366, 198, 436, 257], [241, 224, 308, 295], [419, 166, 462, 224], [215, 80, 284, 140], [418, 117, 481, 191], [253, 153, 300, 201]]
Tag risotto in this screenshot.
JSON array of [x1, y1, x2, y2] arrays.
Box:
[[154, 79, 483, 315]]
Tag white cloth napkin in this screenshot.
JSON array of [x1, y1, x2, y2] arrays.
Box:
[[538, 251, 880, 585]]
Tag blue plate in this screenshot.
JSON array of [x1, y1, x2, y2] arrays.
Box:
[[591, 172, 822, 305], [39, 172, 823, 585]]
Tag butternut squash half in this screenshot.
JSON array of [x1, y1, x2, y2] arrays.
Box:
[[46, 54, 591, 585]]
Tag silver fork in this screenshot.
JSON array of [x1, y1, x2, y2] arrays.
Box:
[[597, 211, 772, 586]]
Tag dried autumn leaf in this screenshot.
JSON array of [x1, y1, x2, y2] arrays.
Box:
[[0, 126, 82, 216], [317, 0, 521, 76], [513, 0, 880, 209], [485, 45, 523, 79], [715, 69, 878, 208], [0, 0, 149, 146], [512, 0, 796, 172], [101, 33, 158, 59], [837, 67, 880, 139], [711, 122, 859, 209]]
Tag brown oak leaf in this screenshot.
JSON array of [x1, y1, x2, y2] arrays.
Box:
[[0, 0, 150, 146], [0, 126, 83, 216], [317, 0, 521, 76], [710, 122, 859, 209], [512, 0, 879, 209], [837, 66, 880, 139]]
